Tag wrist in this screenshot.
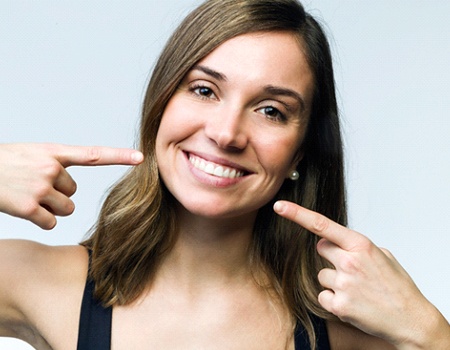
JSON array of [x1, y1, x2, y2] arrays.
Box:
[[396, 304, 450, 350]]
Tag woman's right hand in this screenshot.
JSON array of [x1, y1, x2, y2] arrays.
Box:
[[0, 143, 143, 229]]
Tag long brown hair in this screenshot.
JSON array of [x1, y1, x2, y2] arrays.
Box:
[[82, 0, 346, 347]]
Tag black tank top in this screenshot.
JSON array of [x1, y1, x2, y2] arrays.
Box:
[[77, 273, 330, 350]]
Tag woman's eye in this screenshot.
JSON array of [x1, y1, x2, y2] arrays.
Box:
[[191, 86, 216, 99], [258, 106, 286, 122]]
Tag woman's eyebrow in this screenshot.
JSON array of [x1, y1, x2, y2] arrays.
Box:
[[191, 65, 228, 81], [264, 85, 306, 112]]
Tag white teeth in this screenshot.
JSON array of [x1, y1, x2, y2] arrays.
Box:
[[189, 155, 245, 179], [213, 166, 224, 177], [199, 159, 206, 171], [204, 163, 215, 175]]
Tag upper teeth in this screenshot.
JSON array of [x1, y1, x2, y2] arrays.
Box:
[[189, 155, 244, 178]]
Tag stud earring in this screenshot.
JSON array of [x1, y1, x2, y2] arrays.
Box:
[[289, 170, 299, 181]]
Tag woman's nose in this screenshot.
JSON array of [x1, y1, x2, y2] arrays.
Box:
[[204, 106, 249, 151]]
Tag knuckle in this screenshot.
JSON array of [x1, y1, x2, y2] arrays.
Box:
[[359, 237, 373, 250], [21, 200, 40, 218], [334, 275, 352, 291], [347, 236, 373, 253], [86, 147, 101, 164], [44, 161, 62, 178], [340, 255, 360, 273], [380, 247, 393, 258], [329, 296, 352, 320], [34, 183, 53, 199], [41, 142, 58, 154], [311, 215, 329, 233]]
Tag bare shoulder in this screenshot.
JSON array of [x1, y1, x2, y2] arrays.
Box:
[[0, 239, 88, 289], [327, 319, 396, 350], [0, 239, 89, 348]]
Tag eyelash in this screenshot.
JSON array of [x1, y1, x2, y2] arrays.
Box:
[[256, 106, 287, 123], [189, 84, 217, 100], [188, 83, 288, 123]]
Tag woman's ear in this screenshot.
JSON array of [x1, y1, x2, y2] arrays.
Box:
[[293, 149, 304, 167]]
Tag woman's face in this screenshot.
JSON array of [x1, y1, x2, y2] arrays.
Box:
[[156, 31, 314, 221]]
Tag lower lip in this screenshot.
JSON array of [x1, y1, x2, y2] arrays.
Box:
[[184, 152, 246, 188]]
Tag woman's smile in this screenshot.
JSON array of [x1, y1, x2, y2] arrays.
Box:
[[182, 150, 253, 189], [188, 153, 247, 179]]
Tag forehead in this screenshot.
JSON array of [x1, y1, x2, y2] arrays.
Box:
[[195, 31, 314, 105]]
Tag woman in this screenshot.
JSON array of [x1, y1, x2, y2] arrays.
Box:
[[0, 0, 448, 349]]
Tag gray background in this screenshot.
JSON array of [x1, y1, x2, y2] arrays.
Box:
[[1, 1, 449, 348]]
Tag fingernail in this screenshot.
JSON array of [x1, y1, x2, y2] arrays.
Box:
[[273, 201, 285, 213], [131, 151, 144, 163]]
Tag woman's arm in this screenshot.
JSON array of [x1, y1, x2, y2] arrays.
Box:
[[0, 240, 56, 343], [0, 240, 90, 348], [0, 240, 31, 340], [0, 143, 143, 344], [274, 201, 450, 349]]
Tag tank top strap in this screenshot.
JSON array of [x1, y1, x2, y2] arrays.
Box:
[[294, 314, 330, 350], [77, 249, 112, 350]]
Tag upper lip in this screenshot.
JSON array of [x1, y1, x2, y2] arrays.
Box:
[[184, 150, 254, 175]]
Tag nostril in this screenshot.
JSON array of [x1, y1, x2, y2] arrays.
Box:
[[204, 110, 248, 150], [208, 128, 248, 151]]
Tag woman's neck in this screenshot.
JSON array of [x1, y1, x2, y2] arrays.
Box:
[[156, 205, 258, 291]]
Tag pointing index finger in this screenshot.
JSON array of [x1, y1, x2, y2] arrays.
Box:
[[51, 145, 144, 167], [273, 200, 361, 251]]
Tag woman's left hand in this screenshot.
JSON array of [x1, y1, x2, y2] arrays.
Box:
[[274, 200, 450, 349]]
